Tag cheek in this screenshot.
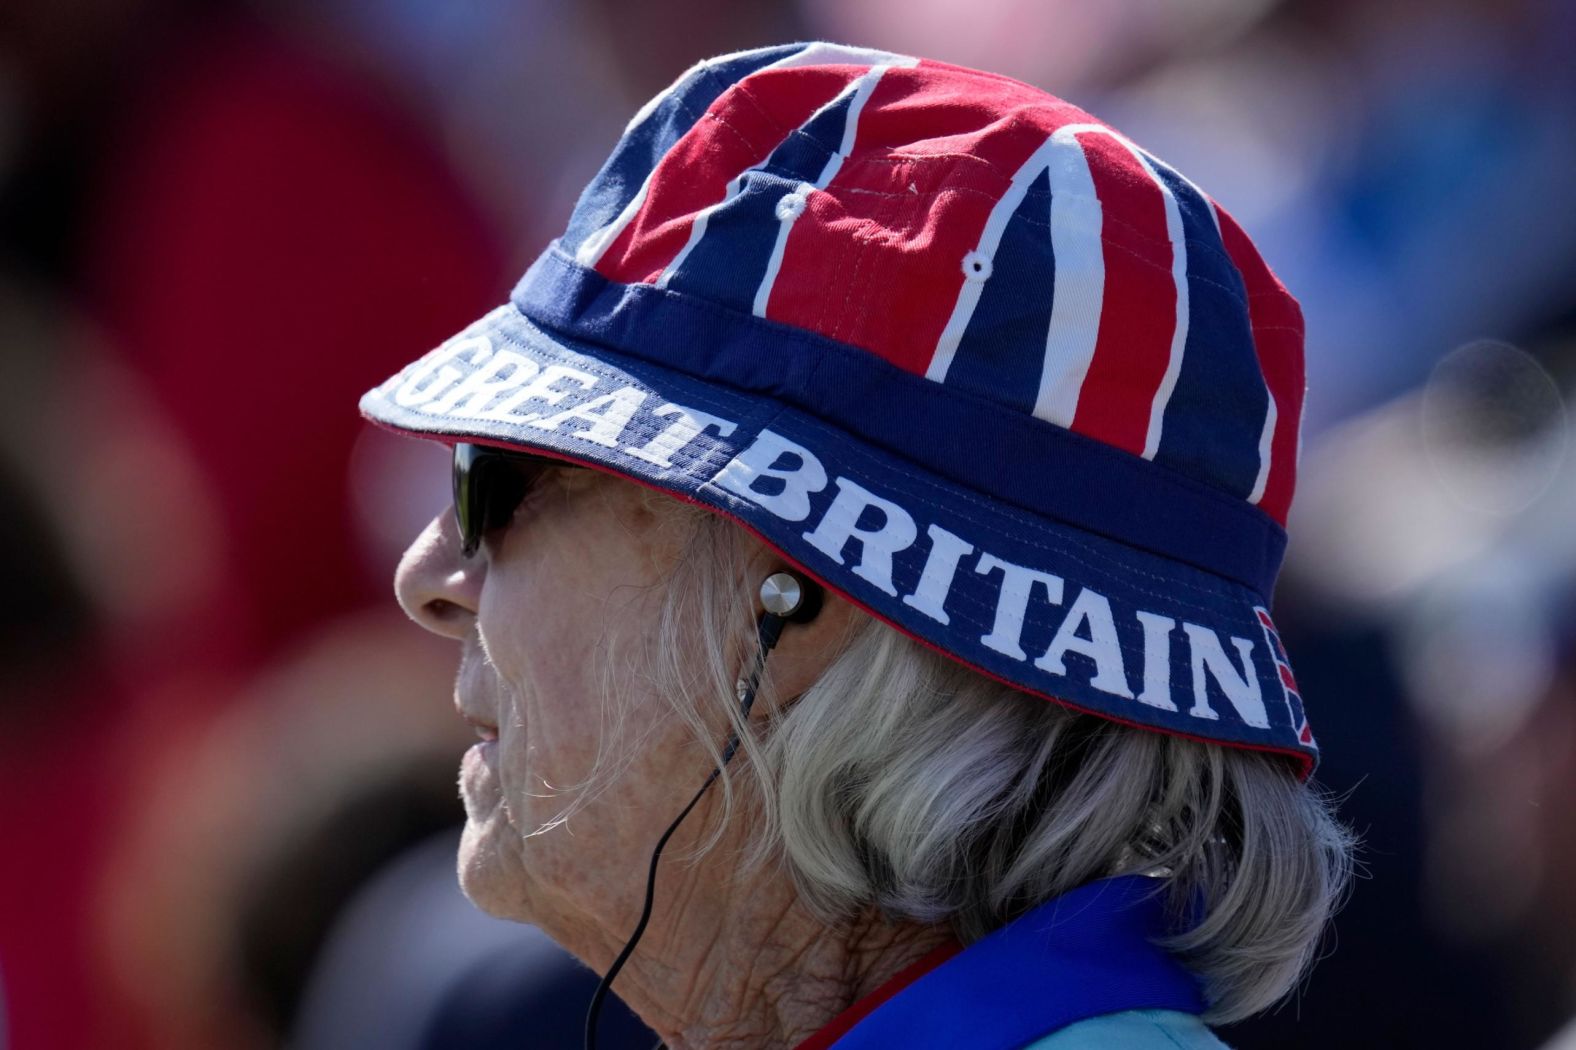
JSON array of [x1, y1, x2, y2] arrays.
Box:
[[459, 485, 715, 915], [477, 592, 638, 852], [489, 622, 604, 786], [477, 538, 666, 790]]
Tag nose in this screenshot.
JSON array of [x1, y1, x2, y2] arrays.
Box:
[[394, 510, 484, 639]]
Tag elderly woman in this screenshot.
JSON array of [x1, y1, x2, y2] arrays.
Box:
[[369, 44, 1352, 1049]]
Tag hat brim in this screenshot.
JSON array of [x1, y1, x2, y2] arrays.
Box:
[[361, 300, 1316, 776]]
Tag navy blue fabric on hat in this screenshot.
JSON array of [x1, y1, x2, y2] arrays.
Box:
[[361, 42, 1317, 775]]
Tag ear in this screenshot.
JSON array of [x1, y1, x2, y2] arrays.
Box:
[[750, 574, 867, 716]]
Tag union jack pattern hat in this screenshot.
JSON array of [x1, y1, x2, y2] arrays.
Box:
[[362, 42, 1317, 775]]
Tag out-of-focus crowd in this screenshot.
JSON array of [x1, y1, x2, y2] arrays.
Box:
[[1, 1, 1572, 1048]]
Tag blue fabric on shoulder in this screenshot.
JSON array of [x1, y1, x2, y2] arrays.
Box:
[[829, 876, 1205, 1050]]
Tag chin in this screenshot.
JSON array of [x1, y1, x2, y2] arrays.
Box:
[[456, 816, 533, 920], [455, 754, 532, 918]]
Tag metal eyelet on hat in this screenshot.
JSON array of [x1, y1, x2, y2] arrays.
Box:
[[961, 250, 993, 283], [775, 184, 813, 222]]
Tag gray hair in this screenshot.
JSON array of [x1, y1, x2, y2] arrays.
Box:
[[613, 491, 1356, 1026]]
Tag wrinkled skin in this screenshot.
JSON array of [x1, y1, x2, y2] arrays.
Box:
[[393, 463, 945, 1046]]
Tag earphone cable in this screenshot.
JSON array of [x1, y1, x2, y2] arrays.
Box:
[[583, 611, 783, 1050]]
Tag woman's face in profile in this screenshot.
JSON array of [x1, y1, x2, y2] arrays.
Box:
[[393, 463, 714, 939]]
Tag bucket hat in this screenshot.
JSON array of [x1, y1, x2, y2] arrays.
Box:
[[361, 42, 1317, 775]]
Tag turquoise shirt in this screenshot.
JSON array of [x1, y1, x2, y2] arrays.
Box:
[[1025, 1008, 1231, 1049]]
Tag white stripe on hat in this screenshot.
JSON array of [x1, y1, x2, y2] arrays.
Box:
[[576, 172, 654, 269], [1128, 146, 1190, 461], [1247, 380, 1277, 504], [925, 131, 1068, 383], [1030, 125, 1106, 427], [753, 59, 915, 318], [573, 51, 730, 268], [579, 43, 913, 275], [1024, 126, 1190, 446], [752, 41, 912, 73], [1212, 199, 1277, 504]]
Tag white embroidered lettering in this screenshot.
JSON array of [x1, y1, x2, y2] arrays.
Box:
[[1134, 611, 1179, 712], [523, 386, 646, 446], [901, 524, 974, 625], [626, 403, 737, 468], [974, 552, 1064, 660], [393, 336, 490, 408], [473, 364, 598, 421], [714, 429, 828, 522], [1183, 624, 1268, 727], [424, 349, 539, 417], [802, 478, 918, 596], [1036, 587, 1132, 697]]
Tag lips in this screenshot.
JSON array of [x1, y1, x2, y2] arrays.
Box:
[[462, 712, 500, 742], [454, 639, 502, 742]]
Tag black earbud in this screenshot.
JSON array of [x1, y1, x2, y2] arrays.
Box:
[[759, 570, 822, 624], [584, 569, 822, 1050], [748, 571, 822, 676]]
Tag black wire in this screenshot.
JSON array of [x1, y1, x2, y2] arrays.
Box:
[[584, 612, 785, 1050], [583, 758, 723, 1050]]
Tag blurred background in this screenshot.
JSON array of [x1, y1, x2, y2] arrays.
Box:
[[1, 0, 1573, 1047]]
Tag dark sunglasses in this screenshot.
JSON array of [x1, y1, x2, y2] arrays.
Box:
[[452, 443, 579, 557]]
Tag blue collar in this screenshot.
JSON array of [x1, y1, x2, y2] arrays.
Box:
[[822, 875, 1206, 1049]]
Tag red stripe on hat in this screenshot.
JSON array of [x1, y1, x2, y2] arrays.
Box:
[[763, 61, 1088, 375], [1066, 131, 1177, 455], [593, 65, 867, 285], [1213, 202, 1305, 526]]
